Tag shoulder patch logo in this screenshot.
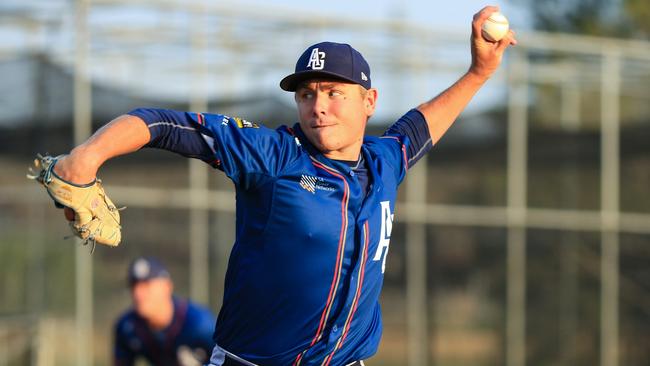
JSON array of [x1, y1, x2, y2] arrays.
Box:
[[233, 117, 259, 129], [306, 48, 326, 70]]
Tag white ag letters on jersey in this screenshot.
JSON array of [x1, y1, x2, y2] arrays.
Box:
[[373, 201, 393, 273], [306, 48, 326, 70]]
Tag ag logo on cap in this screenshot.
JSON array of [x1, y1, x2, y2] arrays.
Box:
[[306, 48, 325, 70], [133, 259, 150, 280]]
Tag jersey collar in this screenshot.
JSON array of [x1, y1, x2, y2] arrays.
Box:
[[292, 123, 359, 175]]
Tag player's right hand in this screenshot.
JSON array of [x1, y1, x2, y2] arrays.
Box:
[[469, 6, 517, 81]]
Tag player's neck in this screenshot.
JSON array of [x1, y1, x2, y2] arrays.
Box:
[[321, 143, 362, 162]]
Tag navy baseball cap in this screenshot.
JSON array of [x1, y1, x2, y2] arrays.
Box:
[[280, 41, 371, 91], [128, 257, 170, 285]]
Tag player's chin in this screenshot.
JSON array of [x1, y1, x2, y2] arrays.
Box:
[[312, 135, 342, 152], [310, 124, 337, 136], [307, 130, 334, 146]]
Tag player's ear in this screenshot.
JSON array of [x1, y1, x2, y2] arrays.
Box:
[[364, 88, 378, 117]]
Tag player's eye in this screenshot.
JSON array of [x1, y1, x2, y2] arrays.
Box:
[[329, 90, 343, 97], [298, 91, 314, 100]]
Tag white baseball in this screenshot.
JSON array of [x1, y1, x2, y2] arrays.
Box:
[[481, 12, 509, 42]]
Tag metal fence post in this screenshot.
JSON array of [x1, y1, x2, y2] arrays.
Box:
[[600, 48, 621, 366], [506, 48, 529, 366], [74, 0, 93, 365]]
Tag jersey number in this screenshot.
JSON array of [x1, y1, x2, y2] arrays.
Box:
[[373, 201, 393, 273]]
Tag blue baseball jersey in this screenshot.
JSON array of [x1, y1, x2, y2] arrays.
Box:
[[113, 298, 217, 366], [128, 108, 432, 366]]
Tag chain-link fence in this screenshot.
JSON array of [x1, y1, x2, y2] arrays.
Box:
[[1, 1, 649, 366]]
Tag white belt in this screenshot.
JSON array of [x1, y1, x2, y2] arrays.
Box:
[[208, 344, 365, 366]]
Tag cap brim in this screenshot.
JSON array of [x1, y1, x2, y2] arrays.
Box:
[[280, 70, 360, 91], [128, 274, 170, 286]]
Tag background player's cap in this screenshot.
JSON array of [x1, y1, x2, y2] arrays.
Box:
[[127, 256, 170, 285], [280, 41, 371, 91]]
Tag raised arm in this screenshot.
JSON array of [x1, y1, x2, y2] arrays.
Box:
[[417, 6, 517, 144]]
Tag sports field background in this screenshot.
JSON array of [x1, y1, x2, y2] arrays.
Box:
[[1, 1, 649, 366]]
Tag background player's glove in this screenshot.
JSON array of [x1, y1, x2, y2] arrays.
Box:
[[27, 154, 122, 248]]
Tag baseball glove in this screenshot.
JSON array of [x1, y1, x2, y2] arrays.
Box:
[[27, 154, 122, 249]]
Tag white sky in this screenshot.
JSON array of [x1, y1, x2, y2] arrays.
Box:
[[233, 0, 530, 32]]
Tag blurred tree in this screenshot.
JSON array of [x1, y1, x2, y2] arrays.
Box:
[[516, 0, 650, 39], [624, 0, 650, 37]]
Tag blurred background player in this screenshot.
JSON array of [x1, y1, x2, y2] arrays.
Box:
[[113, 256, 216, 366]]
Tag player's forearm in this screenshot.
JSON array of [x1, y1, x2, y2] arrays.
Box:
[[416, 71, 487, 144], [54, 115, 151, 184]]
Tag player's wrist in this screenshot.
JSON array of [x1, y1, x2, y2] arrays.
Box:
[[464, 67, 491, 85], [53, 146, 101, 184]]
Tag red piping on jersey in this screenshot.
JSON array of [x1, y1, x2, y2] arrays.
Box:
[[321, 221, 370, 366], [402, 144, 409, 170], [380, 136, 409, 170], [293, 157, 350, 366]]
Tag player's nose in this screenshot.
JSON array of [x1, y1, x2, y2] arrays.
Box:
[[311, 93, 328, 116]]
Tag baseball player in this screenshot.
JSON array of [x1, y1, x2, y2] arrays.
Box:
[[113, 257, 217, 366], [34, 6, 515, 366]]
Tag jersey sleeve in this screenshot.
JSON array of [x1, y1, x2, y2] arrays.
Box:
[[382, 108, 432, 168], [128, 108, 297, 187], [129, 108, 217, 165]]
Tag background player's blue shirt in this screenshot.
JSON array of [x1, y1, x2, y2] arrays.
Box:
[[128, 108, 432, 366], [113, 297, 216, 366]]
